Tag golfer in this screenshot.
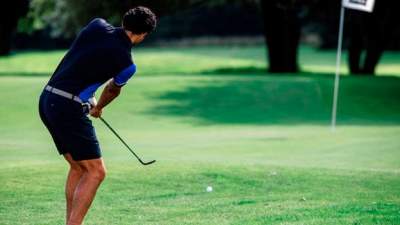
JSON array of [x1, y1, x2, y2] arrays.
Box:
[[38, 7, 156, 225]]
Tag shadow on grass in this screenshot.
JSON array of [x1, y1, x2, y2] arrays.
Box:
[[147, 74, 400, 125], [0, 72, 50, 77], [2, 64, 399, 125], [202, 66, 267, 75]]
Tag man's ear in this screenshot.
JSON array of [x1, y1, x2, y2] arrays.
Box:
[[136, 33, 147, 41], [124, 30, 135, 42]]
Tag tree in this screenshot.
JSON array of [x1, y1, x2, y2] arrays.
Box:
[[0, 0, 29, 55], [28, 0, 204, 38], [27, 0, 302, 73], [260, 0, 301, 73], [347, 0, 400, 75], [306, 0, 400, 75], [27, 0, 299, 73]]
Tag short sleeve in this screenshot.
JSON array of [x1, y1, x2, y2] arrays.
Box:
[[89, 18, 112, 30], [113, 64, 136, 87]]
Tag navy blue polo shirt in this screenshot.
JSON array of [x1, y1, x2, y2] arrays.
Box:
[[48, 18, 136, 102]]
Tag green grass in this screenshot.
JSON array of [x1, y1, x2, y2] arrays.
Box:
[[0, 46, 400, 224], [1, 46, 400, 76]]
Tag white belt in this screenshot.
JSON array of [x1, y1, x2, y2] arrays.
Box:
[[45, 85, 83, 104]]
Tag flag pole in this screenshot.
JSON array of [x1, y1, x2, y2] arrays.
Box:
[[331, 6, 345, 131]]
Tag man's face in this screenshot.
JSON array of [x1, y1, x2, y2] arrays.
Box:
[[131, 33, 148, 45], [133, 33, 147, 44]]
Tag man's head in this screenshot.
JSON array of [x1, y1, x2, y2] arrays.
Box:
[[122, 6, 157, 45]]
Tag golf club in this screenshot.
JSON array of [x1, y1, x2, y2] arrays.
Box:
[[99, 116, 156, 166]]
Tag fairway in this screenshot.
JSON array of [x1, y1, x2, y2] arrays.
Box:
[[1, 46, 400, 225]]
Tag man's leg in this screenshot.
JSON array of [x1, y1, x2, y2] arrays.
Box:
[[67, 157, 106, 225], [64, 153, 84, 223]]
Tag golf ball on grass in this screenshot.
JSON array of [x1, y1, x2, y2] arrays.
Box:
[[206, 186, 213, 192]]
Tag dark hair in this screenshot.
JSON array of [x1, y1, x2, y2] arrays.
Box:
[[122, 6, 157, 34]]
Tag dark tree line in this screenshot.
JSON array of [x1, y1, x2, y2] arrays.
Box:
[[347, 0, 400, 75], [0, 0, 29, 55], [2, 0, 400, 75], [260, 0, 400, 74]]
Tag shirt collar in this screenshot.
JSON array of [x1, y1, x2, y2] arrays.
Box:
[[115, 27, 133, 49]]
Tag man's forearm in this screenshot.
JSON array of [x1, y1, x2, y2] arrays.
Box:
[[96, 80, 121, 109]]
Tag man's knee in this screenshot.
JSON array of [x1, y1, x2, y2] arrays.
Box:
[[89, 166, 106, 181], [79, 160, 106, 181]]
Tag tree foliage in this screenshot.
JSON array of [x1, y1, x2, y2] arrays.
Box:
[[27, 0, 206, 38], [17, 0, 400, 75]]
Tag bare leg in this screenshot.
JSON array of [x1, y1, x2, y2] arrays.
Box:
[[64, 153, 84, 223], [67, 158, 106, 225]]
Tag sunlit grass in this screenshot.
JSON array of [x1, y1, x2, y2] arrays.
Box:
[[1, 46, 399, 76]]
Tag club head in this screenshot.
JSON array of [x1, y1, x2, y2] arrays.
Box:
[[142, 160, 156, 165]]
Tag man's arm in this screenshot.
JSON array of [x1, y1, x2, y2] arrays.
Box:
[[89, 79, 121, 118]]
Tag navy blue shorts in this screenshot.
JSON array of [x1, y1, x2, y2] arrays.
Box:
[[39, 91, 101, 161]]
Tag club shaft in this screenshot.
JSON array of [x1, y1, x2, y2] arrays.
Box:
[[99, 117, 154, 165]]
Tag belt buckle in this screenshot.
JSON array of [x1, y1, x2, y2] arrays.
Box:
[[82, 103, 91, 115]]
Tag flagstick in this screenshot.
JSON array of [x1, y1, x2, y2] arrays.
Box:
[[331, 6, 345, 131]]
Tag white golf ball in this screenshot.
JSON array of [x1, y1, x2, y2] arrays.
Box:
[[206, 186, 213, 192]]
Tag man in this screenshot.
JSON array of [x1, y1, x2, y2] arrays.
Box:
[[38, 6, 156, 225]]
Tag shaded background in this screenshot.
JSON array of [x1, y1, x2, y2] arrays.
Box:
[[3, 0, 400, 75]]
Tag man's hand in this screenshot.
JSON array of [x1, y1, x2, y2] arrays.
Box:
[[89, 106, 103, 118], [88, 79, 121, 118]]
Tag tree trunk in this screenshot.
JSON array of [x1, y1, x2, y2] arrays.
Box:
[[261, 0, 300, 73], [0, 0, 30, 56], [0, 25, 13, 56], [347, 0, 398, 75]]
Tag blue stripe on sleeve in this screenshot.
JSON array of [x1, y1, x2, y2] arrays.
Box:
[[78, 82, 102, 102], [113, 64, 136, 86]]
